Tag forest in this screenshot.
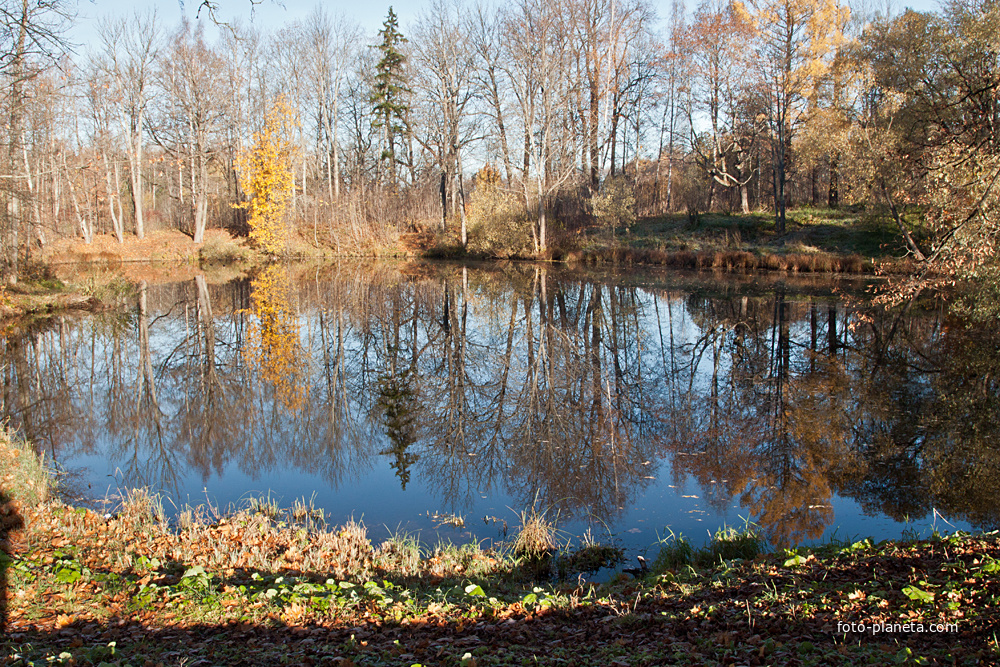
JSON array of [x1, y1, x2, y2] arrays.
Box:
[[0, 0, 998, 289]]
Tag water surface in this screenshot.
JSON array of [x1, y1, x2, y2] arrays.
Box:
[[3, 261, 995, 556]]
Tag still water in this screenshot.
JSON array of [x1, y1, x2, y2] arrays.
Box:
[[3, 261, 996, 556]]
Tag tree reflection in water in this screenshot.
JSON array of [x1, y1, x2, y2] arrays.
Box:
[[1, 263, 997, 547]]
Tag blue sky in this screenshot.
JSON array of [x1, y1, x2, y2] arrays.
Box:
[[69, 0, 944, 52], [69, 0, 423, 48]]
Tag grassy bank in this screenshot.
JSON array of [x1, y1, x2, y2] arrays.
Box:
[[0, 206, 916, 322], [3, 430, 999, 666], [556, 207, 918, 275]]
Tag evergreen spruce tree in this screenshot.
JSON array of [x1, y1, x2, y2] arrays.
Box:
[[371, 7, 409, 187]]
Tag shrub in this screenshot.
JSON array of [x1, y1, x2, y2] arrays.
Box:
[[199, 233, 250, 264], [467, 165, 532, 257], [591, 175, 636, 235]]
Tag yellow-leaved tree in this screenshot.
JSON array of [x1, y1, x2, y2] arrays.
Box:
[[235, 96, 298, 255]]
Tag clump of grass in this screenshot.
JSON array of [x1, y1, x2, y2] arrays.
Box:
[[704, 523, 766, 563], [552, 527, 625, 577], [117, 488, 166, 528], [176, 505, 200, 531], [513, 506, 558, 558], [651, 523, 765, 575], [291, 494, 326, 529], [672, 250, 698, 269], [375, 528, 421, 576], [428, 540, 503, 578], [306, 518, 372, 575], [762, 254, 783, 271], [246, 492, 282, 520], [652, 529, 695, 574], [836, 254, 866, 273], [561, 544, 625, 575], [0, 427, 51, 510], [429, 511, 465, 528]]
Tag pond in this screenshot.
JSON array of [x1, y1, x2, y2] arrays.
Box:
[[2, 261, 996, 559]]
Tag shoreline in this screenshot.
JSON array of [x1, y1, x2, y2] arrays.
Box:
[[3, 431, 999, 666], [4, 222, 908, 323]]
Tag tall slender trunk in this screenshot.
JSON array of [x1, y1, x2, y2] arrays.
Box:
[[457, 147, 468, 248], [129, 109, 146, 239], [64, 153, 92, 244], [22, 148, 45, 248], [102, 151, 124, 243], [333, 92, 341, 201], [193, 145, 208, 244]]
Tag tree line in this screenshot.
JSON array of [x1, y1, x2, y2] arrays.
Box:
[[1, 0, 997, 285]]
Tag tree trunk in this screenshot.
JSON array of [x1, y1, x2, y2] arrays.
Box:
[[130, 111, 146, 239], [458, 149, 468, 248], [828, 154, 839, 208], [194, 150, 208, 244]]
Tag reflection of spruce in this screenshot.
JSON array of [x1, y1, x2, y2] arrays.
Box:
[[377, 363, 418, 490]]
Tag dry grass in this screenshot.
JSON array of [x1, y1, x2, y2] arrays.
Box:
[[24, 490, 518, 584], [0, 427, 52, 513], [513, 506, 558, 558]]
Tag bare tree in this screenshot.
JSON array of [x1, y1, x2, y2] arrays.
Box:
[[95, 10, 158, 240], [303, 8, 361, 206], [505, 0, 579, 252], [469, 3, 514, 184], [411, 0, 479, 244], [85, 62, 126, 242], [683, 0, 756, 212], [152, 22, 228, 243]]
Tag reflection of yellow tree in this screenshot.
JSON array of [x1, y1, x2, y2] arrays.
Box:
[[245, 265, 308, 412]]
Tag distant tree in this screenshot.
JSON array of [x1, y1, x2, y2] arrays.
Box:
[[504, 0, 576, 253], [411, 0, 478, 244], [371, 7, 410, 188], [750, 0, 850, 234], [469, 3, 514, 184], [683, 0, 756, 212], [302, 8, 361, 204], [95, 10, 158, 240], [153, 22, 228, 244]]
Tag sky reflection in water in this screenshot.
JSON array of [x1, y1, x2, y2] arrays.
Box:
[[4, 262, 993, 555]]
